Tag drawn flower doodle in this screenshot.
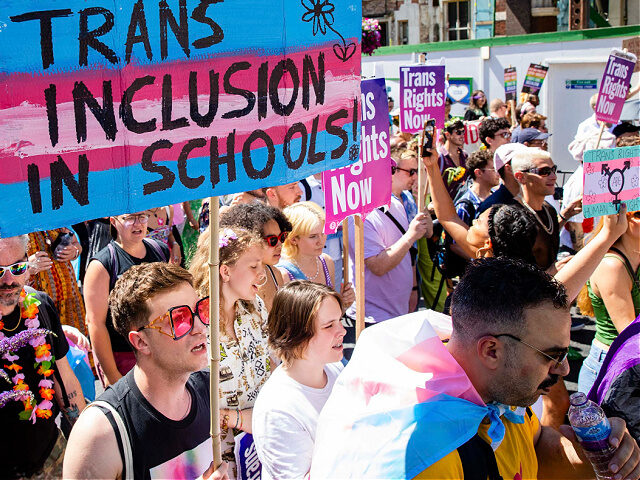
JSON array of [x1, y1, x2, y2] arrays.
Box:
[[301, 0, 356, 62], [598, 176, 608, 191], [631, 175, 638, 188], [349, 144, 360, 161]]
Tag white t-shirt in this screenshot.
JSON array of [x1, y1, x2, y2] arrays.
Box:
[[252, 362, 344, 480], [559, 165, 584, 249]]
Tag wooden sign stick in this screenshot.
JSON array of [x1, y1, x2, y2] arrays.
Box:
[[342, 218, 349, 287], [208, 197, 222, 468], [354, 215, 366, 339], [595, 122, 606, 150]]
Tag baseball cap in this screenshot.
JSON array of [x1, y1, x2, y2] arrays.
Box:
[[611, 122, 640, 137], [516, 128, 551, 144], [494, 143, 528, 171]]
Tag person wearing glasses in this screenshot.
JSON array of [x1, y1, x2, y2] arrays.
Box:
[[438, 119, 469, 199], [220, 202, 293, 311], [84, 212, 170, 387], [463, 89, 489, 121], [514, 127, 550, 151], [478, 117, 511, 153], [64, 262, 229, 480], [1, 235, 86, 479], [190, 227, 275, 478]]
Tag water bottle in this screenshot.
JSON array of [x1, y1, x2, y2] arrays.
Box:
[[53, 232, 73, 261], [568, 392, 616, 480]]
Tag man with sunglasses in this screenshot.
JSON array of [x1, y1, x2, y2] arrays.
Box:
[[438, 119, 469, 198], [1, 235, 85, 479], [64, 262, 228, 479]]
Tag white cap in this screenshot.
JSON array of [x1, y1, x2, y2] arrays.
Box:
[[494, 143, 528, 171]]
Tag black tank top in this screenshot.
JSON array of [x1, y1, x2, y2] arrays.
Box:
[[96, 369, 212, 479]]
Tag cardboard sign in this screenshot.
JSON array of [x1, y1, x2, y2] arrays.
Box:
[[583, 145, 640, 218], [462, 120, 482, 154], [521, 63, 548, 95], [504, 67, 517, 102], [399, 65, 446, 133], [323, 78, 391, 233], [0, 0, 361, 237], [594, 49, 637, 125]]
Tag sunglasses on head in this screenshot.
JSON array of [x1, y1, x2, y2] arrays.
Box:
[[263, 231, 288, 247], [0, 261, 29, 279], [137, 297, 210, 340], [523, 165, 557, 176], [392, 166, 418, 176]]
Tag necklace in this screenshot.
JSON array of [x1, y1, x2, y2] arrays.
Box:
[[294, 257, 320, 281], [521, 199, 553, 235], [0, 315, 21, 332]]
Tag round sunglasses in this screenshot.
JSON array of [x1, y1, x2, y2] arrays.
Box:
[[0, 261, 30, 279], [137, 297, 210, 340], [263, 231, 288, 247]]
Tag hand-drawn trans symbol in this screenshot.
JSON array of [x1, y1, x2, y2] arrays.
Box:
[[601, 160, 631, 206]]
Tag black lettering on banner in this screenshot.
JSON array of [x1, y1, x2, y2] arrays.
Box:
[[242, 130, 275, 179], [269, 59, 299, 117], [326, 109, 348, 159], [223, 61, 256, 119], [283, 122, 307, 170], [307, 115, 325, 164], [9, 9, 72, 70], [50, 154, 89, 210], [302, 53, 325, 110], [72, 81, 117, 143], [27, 164, 42, 214], [79, 7, 118, 66], [120, 75, 157, 134], [159, 0, 190, 60], [45, 84, 59, 147], [191, 0, 224, 49], [125, 0, 153, 64], [178, 138, 206, 189], [352, 97, 358, 140], [257, 61, 269, 121], [141, 140, 175, 194], [210, 131, 237, 188], [189, 70, 219, 128], [161, 74, 189, 130]]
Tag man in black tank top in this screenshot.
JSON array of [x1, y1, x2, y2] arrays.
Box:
[[64, 263, 229, 480]]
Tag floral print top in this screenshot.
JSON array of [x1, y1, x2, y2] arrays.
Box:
[[218, 296, 272, 477]]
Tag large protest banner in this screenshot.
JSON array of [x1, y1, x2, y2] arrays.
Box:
[[594, 49, 637, 125], [583, 145, 639, 218], [0, 0, 361, 237], [521, 63, 548, 95], [399, 65, 446, 133], [323, 78, 391, 233]]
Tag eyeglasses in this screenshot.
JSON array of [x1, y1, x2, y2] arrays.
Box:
[[522, 165, 557, 176], [263, 231, 288, 247], [494, 333, 568, 369], [119, 213, 150, 226], [453, 129, 465, 135], [0, 261, 29, 279], [528, 140, 548, 148], [496, 131, 511, 139], [481, 168, 496, 172], [137, 297, 210, 340], [392, 166, 418, 176]]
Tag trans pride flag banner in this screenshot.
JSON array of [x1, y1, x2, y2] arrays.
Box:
[[311, 312, 502, 479], [0, 0, 361, 237]]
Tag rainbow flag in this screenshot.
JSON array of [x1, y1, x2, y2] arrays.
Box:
[[311, 312, 500, 479]]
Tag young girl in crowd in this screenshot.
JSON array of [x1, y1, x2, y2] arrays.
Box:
[[220, 203, 292, 311], [84, 211, 170, 386], [278, 201, 355, 308], [253, 281, 345, 480], [147, 205, 182, 264], [577, 210, 640, 394], [190, 227, 274, 477]]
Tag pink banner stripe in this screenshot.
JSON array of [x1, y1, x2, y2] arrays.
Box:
[[584, 189, 640, 205]]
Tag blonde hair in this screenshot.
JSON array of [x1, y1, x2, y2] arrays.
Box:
[[189, 227, 263, 317], [511, 147, 551, 173], [282, 201, 325, 259]]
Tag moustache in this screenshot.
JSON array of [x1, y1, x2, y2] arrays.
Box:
[[0, 283, 20, 290], [538, 375, 559, 390]]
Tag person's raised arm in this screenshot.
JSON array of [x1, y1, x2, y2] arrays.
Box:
[[54, 356, 86, 427], [421, 148, 477, 258], [554, 206, 628, 302], [84, 261, 122, 386]]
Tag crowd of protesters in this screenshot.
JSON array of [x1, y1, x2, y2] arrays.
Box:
[[1, 87, 639, 480]]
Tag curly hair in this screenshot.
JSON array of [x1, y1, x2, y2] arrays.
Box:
[[466, 149, 493, 179], [521, 112, 547, 129], [478, 117, 511, 148], [488, 204, 538, 264], [220, 202, 292, 237]]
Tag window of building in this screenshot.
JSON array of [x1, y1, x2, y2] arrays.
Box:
[[446, 0, 470, 40], [379, 20, 390, 46], [398, 20, 409, 45]]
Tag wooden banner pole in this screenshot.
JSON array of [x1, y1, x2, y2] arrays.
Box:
[[509, 99, 517, 127], [595, 122, 606, 150], [208, 197, 222, 468], [341, 218, 349, 287], [354, 215, 366, 339]]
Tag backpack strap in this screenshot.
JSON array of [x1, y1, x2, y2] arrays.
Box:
[[608, 246, 640, 290], [142, 238, 169, 262], [379, 207, 417, 266], [107, 243, 118, 291], [457, 434, 503, 480], [87, 401, 134, 480]]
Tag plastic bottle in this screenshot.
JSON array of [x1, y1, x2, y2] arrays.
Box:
[[53, 232, 73, 261], [568, 392, 616, 480]]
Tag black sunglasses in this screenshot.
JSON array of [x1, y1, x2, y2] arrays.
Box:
[[392, 166, 418, 176], [263, 231, 288, 247], [523, 165, 557, 177], [137, 297, 210, 341]]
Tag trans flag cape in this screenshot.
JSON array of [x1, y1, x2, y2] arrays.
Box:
[[311, 311, 503, 479]]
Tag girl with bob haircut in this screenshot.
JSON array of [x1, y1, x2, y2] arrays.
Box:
[[190, 227, 274, 477], [252, 281, 346, 480], [278, 201, 355, 309]]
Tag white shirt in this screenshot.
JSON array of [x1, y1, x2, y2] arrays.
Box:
[[559, 164, 584, 249], [252, 362, 344, 480]]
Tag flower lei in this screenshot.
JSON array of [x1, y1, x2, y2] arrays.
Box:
[[0, 290, 55, 422]]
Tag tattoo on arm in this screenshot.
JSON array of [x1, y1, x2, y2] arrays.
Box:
[[61, 390, 82, 425]]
